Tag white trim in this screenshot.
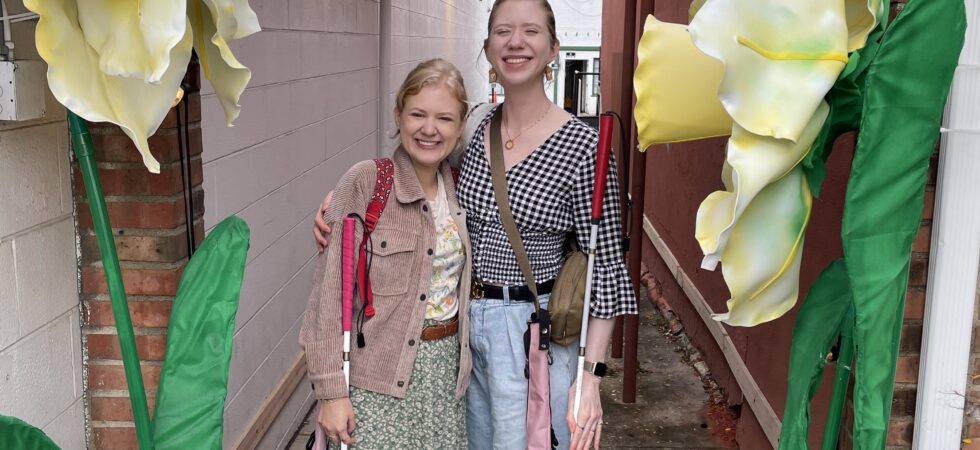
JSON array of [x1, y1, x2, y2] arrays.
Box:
[[643, 215, 782, 449], [913, 1, 980, 443]]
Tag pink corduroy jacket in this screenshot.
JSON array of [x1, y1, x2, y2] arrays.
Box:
[[300, 147, 473, 400]]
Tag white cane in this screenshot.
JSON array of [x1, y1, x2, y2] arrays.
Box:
[[573, 113, 615, 422]]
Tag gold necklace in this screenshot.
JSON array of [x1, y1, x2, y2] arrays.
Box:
[[503, 104, 551, 150]]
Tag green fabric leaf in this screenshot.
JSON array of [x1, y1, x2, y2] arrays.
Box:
[[782, 0, 965, 447], [0, 416, 61, 450], [845, 1, 964, 444], [153, 216, 250, 450], [778, 259, 852, 448]]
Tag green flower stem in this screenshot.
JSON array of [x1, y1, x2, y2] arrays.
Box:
[[822, 306, 854, 450], [68, 111, 155, 450]]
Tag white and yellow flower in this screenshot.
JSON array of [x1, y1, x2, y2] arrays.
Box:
[[634, 0, 883, 326], [25, 0, 260, 173]]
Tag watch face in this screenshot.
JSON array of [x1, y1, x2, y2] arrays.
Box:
[[594, 362, 607, 377]]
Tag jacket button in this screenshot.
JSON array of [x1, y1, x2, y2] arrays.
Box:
[[419, 294, 427, 301], [427, 248, 433, 255], [397, 381, 405, 387], [422, 205, 429, 212], [380, 241, 387, 248], [408, 339, 416, 346]]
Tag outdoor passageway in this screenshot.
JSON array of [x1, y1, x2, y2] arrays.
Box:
[[286, 283, 738, 449]]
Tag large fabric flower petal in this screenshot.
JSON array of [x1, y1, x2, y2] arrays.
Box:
[[206, 0, 262, 40], [689, 0, 848, 142], [75, 0, 186, 83], [633, 15, 731, 149], [712, 166, 811, 326], [845, 0, 885, 52], [27, 0, 193, 173], [191, 0, 254, 125], [696, 102, 828, 269]]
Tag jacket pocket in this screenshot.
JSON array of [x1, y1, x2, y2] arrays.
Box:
[[368, 228, 418, 296]]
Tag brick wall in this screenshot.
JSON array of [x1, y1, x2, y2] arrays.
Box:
[[78, 76, 204, 449]]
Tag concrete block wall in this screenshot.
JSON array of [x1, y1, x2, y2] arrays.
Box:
[[199, 1, 488, 448], [0, 5, 85, 448], [387, 0, 491, 143]]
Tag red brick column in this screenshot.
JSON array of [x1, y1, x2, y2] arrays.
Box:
[[76, 80, 204, 449]]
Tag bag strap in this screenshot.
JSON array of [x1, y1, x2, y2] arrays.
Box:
[[488, 110, 552, 346], [357, 158, 395, 319], [488, 111, 538, 304]]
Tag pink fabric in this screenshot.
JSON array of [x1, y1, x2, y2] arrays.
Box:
[[526, 322, 552, 450], [312, 402, 328, 450], [341, 217, 356, 331]]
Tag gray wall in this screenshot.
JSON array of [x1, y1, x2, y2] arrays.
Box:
[[0, 2, 85, 448]]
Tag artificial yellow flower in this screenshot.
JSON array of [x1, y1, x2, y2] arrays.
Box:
[[633, 16, 731, 149], [633, 0, 884, 326], [688, 0, 849, 142], [28, 0, 193, 173], [26, 0, 260, 173], [713, 167, 811, 326]]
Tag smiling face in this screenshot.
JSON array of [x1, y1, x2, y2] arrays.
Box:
[[394, 82, 465, 170], [485, 0, 559, 88]]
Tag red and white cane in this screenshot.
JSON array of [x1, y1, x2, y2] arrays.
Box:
[[573, 113, 614, 423], [340, 216, 356, 449], [316, 217, 356, 450]]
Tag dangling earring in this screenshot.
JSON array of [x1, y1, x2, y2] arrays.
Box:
[[489, 68, 498, 84], [544, 66, 554, 81]]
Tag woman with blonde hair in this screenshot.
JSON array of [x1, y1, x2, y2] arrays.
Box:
[[300, 58, 472, 449]]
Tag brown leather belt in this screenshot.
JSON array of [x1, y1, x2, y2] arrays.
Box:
[[421, 317, 458, 341]]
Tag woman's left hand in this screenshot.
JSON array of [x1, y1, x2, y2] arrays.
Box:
[[567, 374, 603, 450]]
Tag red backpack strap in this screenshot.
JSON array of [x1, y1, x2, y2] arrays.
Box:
[[357, 158, 394, 319], [364, 158, 394, 233], [450, 167, 461, 185]]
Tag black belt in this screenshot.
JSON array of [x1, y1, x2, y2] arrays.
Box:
[[471, 279, 555, 302]]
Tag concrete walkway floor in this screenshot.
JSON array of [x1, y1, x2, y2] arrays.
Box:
[[286, 289, 733, 449]]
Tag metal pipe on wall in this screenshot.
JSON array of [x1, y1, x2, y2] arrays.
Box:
[[912, 2, 980, 444], [378, 0, 391, 158]]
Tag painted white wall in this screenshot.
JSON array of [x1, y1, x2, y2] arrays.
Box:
[[199, 1, 487, 448], [552, 0, 602, 48], [385, 0, 491, 150], [0, 3, 86, 449], [547, 1, 602, 114]]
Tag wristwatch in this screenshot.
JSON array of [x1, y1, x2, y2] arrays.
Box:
[[583, 360, 607, 378]]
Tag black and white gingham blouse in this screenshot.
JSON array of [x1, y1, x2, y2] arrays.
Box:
[[458, 105, 638, 318]]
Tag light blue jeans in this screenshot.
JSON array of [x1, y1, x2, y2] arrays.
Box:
[[467, 293, 579, 450]]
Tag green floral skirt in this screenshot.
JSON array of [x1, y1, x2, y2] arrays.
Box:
[[334, 321, 466, 449]]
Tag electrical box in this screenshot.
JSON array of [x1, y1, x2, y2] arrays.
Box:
[[0, 60, 46, 121]]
